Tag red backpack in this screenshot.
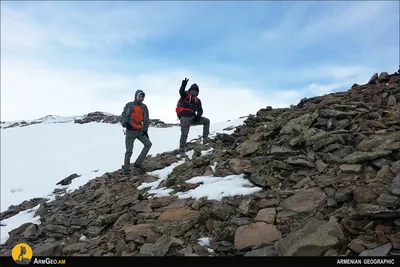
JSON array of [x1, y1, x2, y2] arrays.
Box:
[[176, 93, 198, 118]]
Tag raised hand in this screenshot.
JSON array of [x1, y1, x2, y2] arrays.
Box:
[[182, 78, 189, 86]]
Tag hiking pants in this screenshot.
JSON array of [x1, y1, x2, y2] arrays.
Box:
[[123, 129, 152, 170], [179, 116, 210, 149]]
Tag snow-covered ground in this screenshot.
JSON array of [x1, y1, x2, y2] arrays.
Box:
[[0, 116, 262, 244]]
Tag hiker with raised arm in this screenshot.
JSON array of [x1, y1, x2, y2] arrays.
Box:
[[175, 78, 210, 153]]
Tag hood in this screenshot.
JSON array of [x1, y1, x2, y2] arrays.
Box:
[[188, 84, 199, 94], [134, 90, 145, 103]]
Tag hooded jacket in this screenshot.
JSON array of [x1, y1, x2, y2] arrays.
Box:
[[120, 90, 150, 131], [177, 83, 203, 118]]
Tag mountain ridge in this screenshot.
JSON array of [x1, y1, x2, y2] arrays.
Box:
[[0, 70, 399, 257], [1, 111, 179, 129]]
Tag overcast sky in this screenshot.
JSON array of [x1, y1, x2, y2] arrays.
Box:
[[1, 1, 399, 123]]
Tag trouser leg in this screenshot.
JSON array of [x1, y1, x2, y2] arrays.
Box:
[[191, 116, 210, 137], [135, 134, 152, 165], [123, 130, 137, 170], [179, 117, 193, 150]]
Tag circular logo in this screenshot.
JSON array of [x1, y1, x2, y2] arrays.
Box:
[[11, 243, 33, 265]]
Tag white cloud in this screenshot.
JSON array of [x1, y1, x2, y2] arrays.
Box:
[[1, 58, 302, 123], [0, 2, 186, 52]]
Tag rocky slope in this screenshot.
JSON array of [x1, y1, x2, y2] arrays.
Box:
[[1, 111, 179, 129], [1, 71, 399, 257]]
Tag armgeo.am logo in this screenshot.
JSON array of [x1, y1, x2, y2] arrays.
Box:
[[11, 243, 66, 265], [11, 243, 32, 265]]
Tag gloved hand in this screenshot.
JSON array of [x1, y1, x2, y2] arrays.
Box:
[[142, 130, 149, 138], [123, 122, 133, 130], [181, 78, 189, 87]]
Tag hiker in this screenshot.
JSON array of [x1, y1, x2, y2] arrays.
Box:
[[120, 89, 152, 174], [18, 245, 26, 261], [176, 78, 210, 153]]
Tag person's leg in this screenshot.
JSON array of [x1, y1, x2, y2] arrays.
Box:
[[191, 116, 210, 144], [179, 117, 193, 152], [135, 134, 152, 166], [123, 130, 137, 173]]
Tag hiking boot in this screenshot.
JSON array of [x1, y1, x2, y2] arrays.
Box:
[[133, 162, 146, 171], [123, 169, 130, 175]]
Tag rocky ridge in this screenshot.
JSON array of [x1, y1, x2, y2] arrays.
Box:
[[1, 112, 179, 129], [0, 71, 399, 257]]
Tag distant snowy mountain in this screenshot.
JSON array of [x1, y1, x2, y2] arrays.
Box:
[[1, 111, 179, 129]]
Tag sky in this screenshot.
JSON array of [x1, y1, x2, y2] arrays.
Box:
[[1, 1, 399, 123], [0, 118, 264, 244]]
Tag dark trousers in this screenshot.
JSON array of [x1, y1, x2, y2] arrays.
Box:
[[179, 116, 210, 149], [123, 130, 152, 170]]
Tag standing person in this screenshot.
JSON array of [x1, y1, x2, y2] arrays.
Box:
[[120, 89, 152, 174], [175, 78, 210, 153]]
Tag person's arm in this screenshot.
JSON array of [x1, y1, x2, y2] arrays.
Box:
[[142, 104, 150, 132], [120, 103, 130, 126], [179, 78, 189, 98], [195, 99, 203, 120]]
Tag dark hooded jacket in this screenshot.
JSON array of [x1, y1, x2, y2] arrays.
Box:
[[120, 90, 150, 131], [177, 83, 203, 118]]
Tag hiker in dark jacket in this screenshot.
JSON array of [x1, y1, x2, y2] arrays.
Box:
[[120, 89, 152, 174], [176, 78, 210, 153]]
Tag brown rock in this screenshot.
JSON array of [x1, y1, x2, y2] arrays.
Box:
[[348, 239, 366, 253], [234, 222, 282, 250], [259, 199, 280, 208], [340, 164, 363, 173], [353, 187, 377, 204], [158, 208, 198, 221], [280, 188, 326, 213], [254, 208, 276, 224], [376, 165, 393, 180], [124, 224, 155, 241], [228, 158, 252, 174]]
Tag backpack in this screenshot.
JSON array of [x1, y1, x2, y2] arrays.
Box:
[[130, 105, 144, 130], [176, 93, 198, 118]]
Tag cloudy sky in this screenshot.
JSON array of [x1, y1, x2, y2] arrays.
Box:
[[1, 1, 399, 123]]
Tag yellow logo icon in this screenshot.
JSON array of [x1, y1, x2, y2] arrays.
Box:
[[11, 243, 32, 265]]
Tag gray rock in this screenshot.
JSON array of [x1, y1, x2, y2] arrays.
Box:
[[62, 243, 86, 254], [280, 113, 317, 136], [368, 73, 378, 84], [387, 95, 397, 106], [359, 243, 392, 256], [390, 173, 400, 196], [235, 140, 262, 157], [244, 245, 277, 256], [376, 193, 399, 208], [23, 224, 38, 239], [342, 150, 392, 164], [275, 219, 345, 256], [138, 234, 173, 256], [33, 242, 59, 256], [316, 160, 328, 173], [238, 199, 254, 216], [335, 188, 353, 203]]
